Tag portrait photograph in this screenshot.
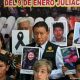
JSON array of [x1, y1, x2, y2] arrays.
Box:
[[73, 22, 80, 48], [20, 47, 40, 74], [61, 46, 79, 74], [50, 21, 67, 46]]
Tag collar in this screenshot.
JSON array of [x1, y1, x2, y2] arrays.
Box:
[[41, 41, 48, 49], [36, 41, 48, 49]]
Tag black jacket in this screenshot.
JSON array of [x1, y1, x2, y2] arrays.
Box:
[[28, 41, 58, 69]]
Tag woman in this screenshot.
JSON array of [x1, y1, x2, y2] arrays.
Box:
[[0, 53, 13, 80], [0, 33, 16, 79], [33, 59, 52, 80], [22, 49, 37, 70]]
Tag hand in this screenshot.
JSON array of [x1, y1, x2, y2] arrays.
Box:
[[62, 66, 76, 80], [69, 74, 76, 80], [16, 63, 21, 70]]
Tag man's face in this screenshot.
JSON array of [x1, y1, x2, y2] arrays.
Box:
[[34, 65, 49, 80], [33, 27, 49, 45], [53, 27, 64, 41], [19, 21, 31, 30]]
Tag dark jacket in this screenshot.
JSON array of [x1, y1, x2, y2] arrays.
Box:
[[17, 41, 59, 80], [28, 41, 58, 69]]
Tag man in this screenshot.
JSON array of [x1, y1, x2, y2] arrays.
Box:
[[51, 22, 66, 42], [74, 29, 80, 44], [28, 21, 64, 79]]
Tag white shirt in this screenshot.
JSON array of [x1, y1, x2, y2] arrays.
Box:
[[36, 41, 48, 58]]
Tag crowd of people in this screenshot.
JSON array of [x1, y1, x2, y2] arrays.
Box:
[[0, 5, 80, 80], [0, 6, 80, 19], [0, 18, 80, 80]]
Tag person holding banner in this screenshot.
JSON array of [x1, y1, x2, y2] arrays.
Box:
[[14, 17, 34, 80], [17, 17, 33, 43], [28, 21, 64, 80]]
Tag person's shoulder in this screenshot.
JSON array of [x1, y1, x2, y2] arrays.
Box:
[[47, 41, 58, 47], [26, 42, 36, 47]]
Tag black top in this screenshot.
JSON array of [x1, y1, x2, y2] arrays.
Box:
[[6, 76, 13, 80]]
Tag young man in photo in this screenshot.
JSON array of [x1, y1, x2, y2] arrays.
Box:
[[52, 22, 66, 42]]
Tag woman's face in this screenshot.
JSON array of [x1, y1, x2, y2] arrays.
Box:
[[27, 52, 35, 61], [0, 61, 9, 78], [34, 65, 49, 80]]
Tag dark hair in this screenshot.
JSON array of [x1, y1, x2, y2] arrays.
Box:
[[24, 49, 37, 60], [67, 30, 74, 38], [0, 53, 15, 76], [53, 22, 64, 30], [33, 21, 49, 32], [0, 53, 10, 65], [27, 49, 36, 54], [0, 33, 5, 49], [27, 49, 36, 58], [75, 58, 80, 68]]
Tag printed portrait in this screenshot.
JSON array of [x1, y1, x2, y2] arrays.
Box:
[[50, 21, 67, 46], [20, 47, 40, 74], [61, 46, 79, 74]]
